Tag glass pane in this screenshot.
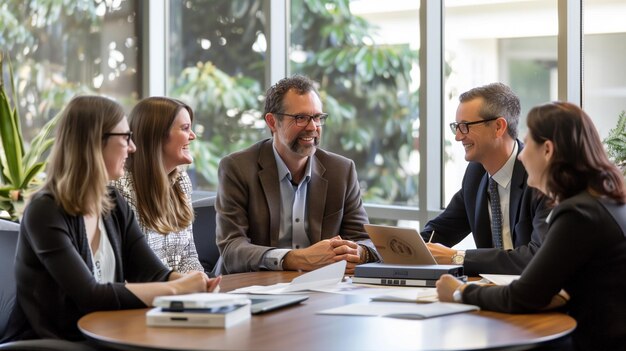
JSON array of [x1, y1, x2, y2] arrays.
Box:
[[290, 0, 420, 206], [168, 0, 267, 190], [583, 0, 626, 140], [1, 0, 140, 141], [443, 0, 557, 205]]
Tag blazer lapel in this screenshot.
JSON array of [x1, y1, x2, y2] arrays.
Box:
[[257, 141, 281, 247], [474, 173, 493, 247], [308, 154, 327, 244]]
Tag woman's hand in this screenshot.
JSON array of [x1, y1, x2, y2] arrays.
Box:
[[170, 271, 210, 294], [206, 275, 222, 292], [436, 274, 464, 302]]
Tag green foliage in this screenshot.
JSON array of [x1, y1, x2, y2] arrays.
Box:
[[291, 0, 420, 204], [0, 52, 58, 221], [604, 111, 626, 172], [170, 61, 266, 185]]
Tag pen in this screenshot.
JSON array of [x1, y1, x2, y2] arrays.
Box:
[[428, 231, 435, 243]]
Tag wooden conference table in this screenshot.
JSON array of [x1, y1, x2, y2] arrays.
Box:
[[78, 271, 576, 351]]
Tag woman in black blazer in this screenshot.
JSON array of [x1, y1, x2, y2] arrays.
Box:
[[437, 101, 626, 350]]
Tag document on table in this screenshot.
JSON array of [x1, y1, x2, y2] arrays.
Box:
[[318, 301, 479, 319], [479, 274, 520, 285], [230, 260, 346, 294], [370, 287, 438, 303]]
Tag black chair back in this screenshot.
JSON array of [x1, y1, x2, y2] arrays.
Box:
[[0, 227, 19, 336], [192, 196, 222, 276]]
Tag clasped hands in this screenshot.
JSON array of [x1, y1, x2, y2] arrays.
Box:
[[283, 235, 365, 274]]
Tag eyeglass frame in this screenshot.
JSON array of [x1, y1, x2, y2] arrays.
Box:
[[103, 131, 133, 143], [449, 116, 500, 135], [273, 112, 329, 127]]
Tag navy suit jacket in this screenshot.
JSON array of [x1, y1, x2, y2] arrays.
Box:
[[422, 140, 550, 276]]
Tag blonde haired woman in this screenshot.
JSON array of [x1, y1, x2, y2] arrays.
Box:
[[2, 95, 220, 342], [113, 96, 203, 273]]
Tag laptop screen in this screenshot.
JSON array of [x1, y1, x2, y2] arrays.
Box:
[[363, 224, 437, 265]]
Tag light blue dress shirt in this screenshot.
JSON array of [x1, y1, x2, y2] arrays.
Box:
[[261, 145, 313, 270]]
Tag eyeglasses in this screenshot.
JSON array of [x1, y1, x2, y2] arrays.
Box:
[[449, 117, 500, 135], [274, 112, 328, 127], [103, 131, 133, 144]]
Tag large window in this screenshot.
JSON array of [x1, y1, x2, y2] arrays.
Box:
[[583, 0, 626, 139], [3, 0, 619, 224], [290, 1, 420, 207], [167, 0, 268, 188], [1, 0, 141, 138], [443, 0, 558, 205]]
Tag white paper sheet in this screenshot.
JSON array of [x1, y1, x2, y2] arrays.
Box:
[[318, 301, 479, 319], [230, 260, 346, 294], [478, 274, 520, 285], [370, 287, 438, 303]]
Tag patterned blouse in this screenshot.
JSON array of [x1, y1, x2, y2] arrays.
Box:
[[113, 170, 204, 273]]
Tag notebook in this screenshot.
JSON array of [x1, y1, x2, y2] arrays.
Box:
[[363, 224, 437, 265]]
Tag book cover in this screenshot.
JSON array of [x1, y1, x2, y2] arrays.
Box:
[[146, 303, 251, 328]]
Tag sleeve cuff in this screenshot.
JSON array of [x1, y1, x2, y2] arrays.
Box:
[[261, 249, 291, 271]]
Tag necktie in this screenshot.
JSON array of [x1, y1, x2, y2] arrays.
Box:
[[488, 177, 503, 249]]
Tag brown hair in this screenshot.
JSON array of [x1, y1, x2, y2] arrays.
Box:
[[125, 97, 195, 234], [264, 74, 320, 116], [526, 101, 626, 203], [459, 82, 521, 139], [43, 95, 124, 215]]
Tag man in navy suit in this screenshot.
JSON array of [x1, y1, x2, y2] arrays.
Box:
[[422, 83, 549, 276]]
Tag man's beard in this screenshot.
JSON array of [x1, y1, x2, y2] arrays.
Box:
[[289, 133, 319, 156]]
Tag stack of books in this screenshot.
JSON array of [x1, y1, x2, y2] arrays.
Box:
[[147, 293, 251, 328]]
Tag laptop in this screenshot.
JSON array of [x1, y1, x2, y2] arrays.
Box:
[[363, 224, 437, 265], [243, 294, 309, 314]]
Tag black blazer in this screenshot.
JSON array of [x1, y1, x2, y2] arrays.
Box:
[[463, 191, 626, 350], [2, 188, 172, 342], [422, 140, 550, 275]]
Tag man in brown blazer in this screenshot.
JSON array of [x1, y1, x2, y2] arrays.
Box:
[[215, 75, 379, 274]]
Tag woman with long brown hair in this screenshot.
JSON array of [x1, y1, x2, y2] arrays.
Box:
[[114, 96, 203, 273]]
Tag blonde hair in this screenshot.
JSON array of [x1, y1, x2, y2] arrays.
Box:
[[126, 97, 194, 234], [42, 95, 124, 216]]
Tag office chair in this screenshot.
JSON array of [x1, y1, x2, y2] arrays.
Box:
[[0, 221, 98, 351], [192, 195, 223, 277]]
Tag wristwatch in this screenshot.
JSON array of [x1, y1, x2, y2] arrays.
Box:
[[452, 285, 464, 303], [451, 250, 465, 265]]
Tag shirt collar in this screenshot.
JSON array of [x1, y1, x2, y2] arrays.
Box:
[[490, 141, 518, 188], [272, 144, 312, 183]]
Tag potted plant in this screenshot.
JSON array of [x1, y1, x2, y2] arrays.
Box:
[[604, 111, 626, 175], [0, 52, 58, 221]]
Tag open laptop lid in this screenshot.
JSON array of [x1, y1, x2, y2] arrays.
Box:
[[364, 224, 437, 265]]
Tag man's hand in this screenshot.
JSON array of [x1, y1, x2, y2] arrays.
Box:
[[282, 236, 342, 271], [330, 239, 361, 275], [282, 236, 364, 274], [426, 243, 456, 264]]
